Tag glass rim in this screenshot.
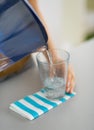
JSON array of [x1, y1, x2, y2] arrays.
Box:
[[36, 49, 70, 65]]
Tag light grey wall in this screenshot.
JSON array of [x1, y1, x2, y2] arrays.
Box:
[[38, 0, 87, 47], [38, 0, 63, 47]]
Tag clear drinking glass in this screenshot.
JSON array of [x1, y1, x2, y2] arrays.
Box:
[[36, 49, 70, 99]]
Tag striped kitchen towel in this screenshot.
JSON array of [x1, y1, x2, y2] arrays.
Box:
[[9, 90, 76, 120]]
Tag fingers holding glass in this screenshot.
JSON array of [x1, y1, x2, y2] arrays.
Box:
[[66, 65, 75, 93]]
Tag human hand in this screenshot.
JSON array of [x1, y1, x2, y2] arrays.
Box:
[[38, 47, 75, 93], [48, 49, 75, 93], [49, 58, 75, 94], [66, 64, 75, 93]]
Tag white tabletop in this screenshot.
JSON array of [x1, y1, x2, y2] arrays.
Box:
[[0, 39, 94, 130]]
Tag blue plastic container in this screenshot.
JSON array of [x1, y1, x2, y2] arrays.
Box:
[[0, 0, 48, 80]]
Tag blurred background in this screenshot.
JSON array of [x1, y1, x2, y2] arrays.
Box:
[[38, 0, 94, 49]]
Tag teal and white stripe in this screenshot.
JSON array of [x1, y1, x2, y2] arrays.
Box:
[[9, 90, 76, 120]]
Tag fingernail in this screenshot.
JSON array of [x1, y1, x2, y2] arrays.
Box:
[[70, 89, 73, 93]]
